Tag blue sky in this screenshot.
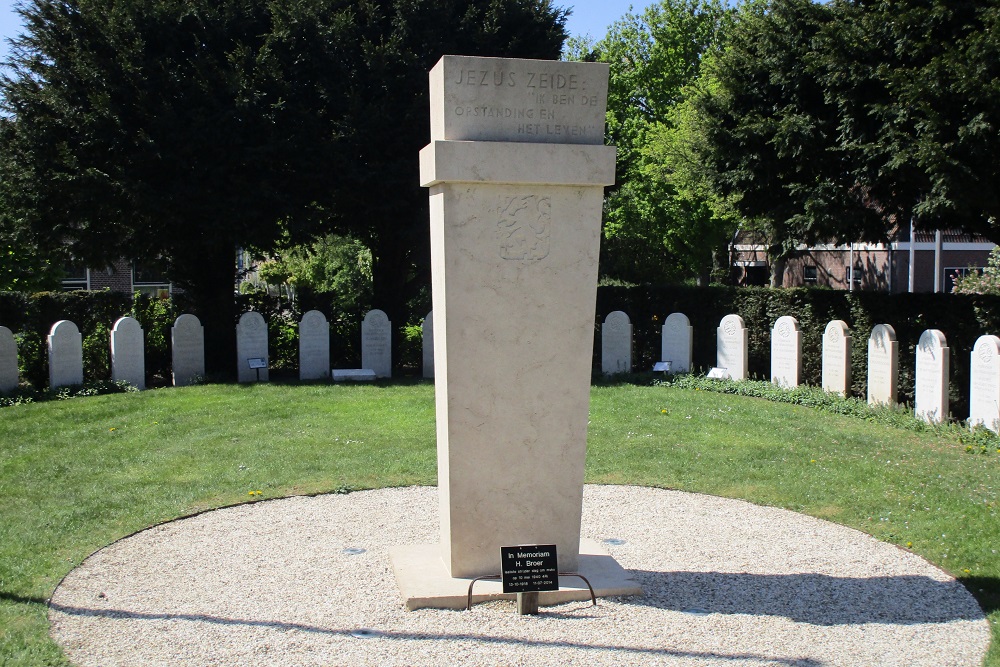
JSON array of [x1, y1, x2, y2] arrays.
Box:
[[0, 0, 656, 63]]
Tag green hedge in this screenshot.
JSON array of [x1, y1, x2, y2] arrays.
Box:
[[596, 285, 1000, 420], [0, 291, 184, 389]]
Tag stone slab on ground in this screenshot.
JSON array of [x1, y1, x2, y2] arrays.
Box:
[[390, 538, 642, 610]]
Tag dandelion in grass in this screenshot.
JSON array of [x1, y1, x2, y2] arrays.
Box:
[[906, 542, 913, 548], [660, 409, 668, 414], [109, 427, 117, 432]]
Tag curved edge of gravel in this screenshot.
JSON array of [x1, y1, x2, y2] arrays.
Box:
[[48, 485, 991, 667]]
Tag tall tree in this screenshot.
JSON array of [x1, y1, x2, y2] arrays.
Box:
[[590, 0, 733, 285], [690, 0, 890, 285], [0, 0, 567, 372]]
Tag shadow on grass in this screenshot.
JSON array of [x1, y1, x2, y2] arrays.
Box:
[[622, 569, 985, 625], [958, 576, 1000, 615], [47, 601, 821, 666], [0, 591, 48, 606]]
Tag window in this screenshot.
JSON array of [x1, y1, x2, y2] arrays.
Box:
[[61, 259, 88, 291], [845, 263, 863, 289], [132, 259, 171, 298], [803, 265, 817, 285]]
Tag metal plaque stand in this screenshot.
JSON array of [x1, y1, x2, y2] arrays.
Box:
[[465, 573, 597, 614]]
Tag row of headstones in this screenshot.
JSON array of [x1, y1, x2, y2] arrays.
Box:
[[0, 308, 435, 393], [600, 310, 1000, 432]]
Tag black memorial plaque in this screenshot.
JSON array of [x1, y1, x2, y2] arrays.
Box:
[[500, 544, 559, 593]]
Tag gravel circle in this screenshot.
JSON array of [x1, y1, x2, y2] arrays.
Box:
[[50, 485, 989, 666]]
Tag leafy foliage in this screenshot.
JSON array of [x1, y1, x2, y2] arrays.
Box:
[[952, 249, 999, 295], [689, 0, 1000, 283], [587, 0, 734, 285]]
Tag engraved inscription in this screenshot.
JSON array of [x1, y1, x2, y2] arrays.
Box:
[[498, 195, 551, 261], [439, 57, 608, 144]]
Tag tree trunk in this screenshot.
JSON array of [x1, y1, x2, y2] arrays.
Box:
[[171, 242, 238, 379]]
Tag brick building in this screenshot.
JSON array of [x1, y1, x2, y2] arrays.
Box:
[[730, 228, 994, 292], [62, 258, 174, 297]]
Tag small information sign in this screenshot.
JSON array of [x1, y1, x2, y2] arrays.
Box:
[[248, 358, 267, 369], [500, 544, 559, 594], [653, 361, 672, 372], [707, 367, 728, 379]]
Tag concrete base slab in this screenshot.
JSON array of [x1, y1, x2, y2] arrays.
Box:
[[390, 538, 642, 610]]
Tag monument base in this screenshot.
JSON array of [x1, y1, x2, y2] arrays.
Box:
[[389, 538, 642, 611]]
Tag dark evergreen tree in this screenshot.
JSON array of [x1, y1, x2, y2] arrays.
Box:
[[0, 0, 567, 372]]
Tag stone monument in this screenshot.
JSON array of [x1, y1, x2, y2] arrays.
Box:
[[48, 320, 83, 389], [361, 309, 392, 378], [0, 326, 18, 394], [914, 329, 949, 424], [391, 55, 637, 609], [717, 314, 748, 380], [970, 335, 1000, 433], [770, 315, 801, 389], [822, 320, 852, 397], [111, 316, 146, 390], [171, 314, 205, 387], [236, 311, 268, 383], [299, 310, 330, 381], [867, 324, 898, 406], [601, 311, 632, 374], [661, 312, 692, 373]]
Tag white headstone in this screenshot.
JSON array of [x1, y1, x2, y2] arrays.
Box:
[[822, 320, 852, 397], [236, 311, 268, 383], [716, 314, 748, 380], [422, 311, 434, 379], [914, 329, 949, 424], [661, 312, 692, 373], [171, 314, 205, 387], [969, 335, 1000, 433], [111, 316, 145, 390], [601, 311, 632, 374], [867, 324, 898, 406], [361, 309, 392, 378], [299, 310, 330, 381], [770, 316, 801, 389], [0, 326, 18, 394], [395, 55, 621, 593], [48, 320, 83, 389]]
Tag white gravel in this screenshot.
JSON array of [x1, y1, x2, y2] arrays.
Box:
[[50, 485, 989, 666]]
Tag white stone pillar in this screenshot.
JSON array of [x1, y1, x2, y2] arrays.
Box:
[[422, 56, 615, 578]]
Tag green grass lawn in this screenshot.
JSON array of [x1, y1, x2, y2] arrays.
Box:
[[1, 381, 997, 665]]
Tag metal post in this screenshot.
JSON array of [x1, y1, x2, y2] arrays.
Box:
[[908, 218, 916, 293], [516, 592, 539, 615], [934, 229, 943, 292], [849, 243, 854, 292]]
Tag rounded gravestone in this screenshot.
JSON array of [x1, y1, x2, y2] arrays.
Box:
[[970, 335, 1000, 433], [111, 316, 145, 390], [361, 309, 392, 378], [914, 330, 948, 425], [661, 313, 692, 373], [299, 310, 330, 381], [236, 312, 268, 383], [822, 320, 852, 397], [601, 311, 632, 374], [770, 316, 801, 389], [716, 314, 747, 380], [172, 314, 205, 387], [867, 324, 898, 406], [0, 326, 18, 394], [48, 320, 83, 389]]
